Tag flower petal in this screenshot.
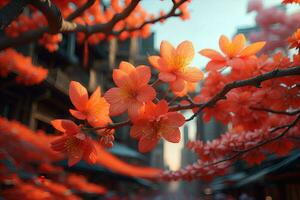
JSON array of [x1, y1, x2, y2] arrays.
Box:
[[159, 72, 176, 82], [66, 137, 84, 166], [83, 139, 97, 164], [199, 49, 225, 61], [69, 81, 88, 111], [87, 87, 101, 109], [239, 41, 266, 57], [180, 67, 204, 82], [148, 56, 159, 68], [137, 85, 156, 102], [68, 153, 83, 167], [219, 35, 231, 56], [160, 40, 176, 64], [51, 119, 79, 134], [164, 112, 185, 127], [128, 100, 145, 120], [138, 134, 159, 153], [206, 60, 226, 71], [104, 88, 128, 116], [87, 87, 110, 118], [119, 61, 135, 74], [155, 100, 169, 116], [51, 136, 68, 152], [170, 78, 186, 92], [112, 69, 130, 88], [161, 128, 181, 143], [230, 34, 246, 56], [130, 121, 153, 139], [87, 115, 111, 128], [69, 109, 86, 120], [176, 40, 195, 65], [136, 65, 151, 85]]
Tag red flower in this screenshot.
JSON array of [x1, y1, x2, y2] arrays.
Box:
[[148, 40, 204, 96], [199, 34, 265, 71], [51, 119, 97, 166], [130, 100, 185, 152], [69, 81, 111, 128], [104, 61, 156, 120]]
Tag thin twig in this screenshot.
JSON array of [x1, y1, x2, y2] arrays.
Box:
[[185, 66, 300, 121], [250, 107, 300, 116], [203, 114, 300, 167]]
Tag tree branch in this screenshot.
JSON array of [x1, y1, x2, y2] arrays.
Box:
[[113, 0, 187, 35], [66, 0, 96, 21], [81, 66, 300, 132], [184, 66, 300, 121], [0, 0, 141, 50], [250, 107, 300, 116], [203, 114, 300, 167], [0, 0, 27, 30]]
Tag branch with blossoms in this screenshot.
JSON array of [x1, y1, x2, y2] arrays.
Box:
[[161, 111, 300, 181], [0, 0, 190, 50], [47, 31, 300, 171], [82, 65, 300, 132], [206, 113, 300, 167]]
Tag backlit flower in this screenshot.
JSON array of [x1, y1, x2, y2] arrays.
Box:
[[104, 61, 156, 120], [199, 34, 265, 71], [69, 81, 111, 127], [148, 40, 204, 96]]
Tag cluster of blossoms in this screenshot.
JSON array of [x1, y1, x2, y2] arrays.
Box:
[[160, 32, 300, 181], [1, 0, 300, 184], [162, 114, 300, 181], [50, 30, 300, 183], [247, 0, 300, 53], [2, 0, 191, 49], [282, 0, 300, 3], [0, 115, 161, 198], [0, 49, 48, 85], [51, 40, 203, 165], [4, 12, 62, 52]]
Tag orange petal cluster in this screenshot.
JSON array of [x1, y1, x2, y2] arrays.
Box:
[[282, 0, 300, 3], [51, 119, 97, 166], [199, 34, 265, 71], [104, 61, 156, 120], [148, 40, 204, 96], [69, 81, 111, 128], [288, 28, 300, 52], [0, 49, 48, 85], [130, 100, 185, 152]]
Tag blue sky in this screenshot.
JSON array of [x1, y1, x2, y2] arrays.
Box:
[[142, 0, 299, 66]]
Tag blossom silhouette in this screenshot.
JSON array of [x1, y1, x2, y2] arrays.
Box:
[[148, 40, 204, 96]]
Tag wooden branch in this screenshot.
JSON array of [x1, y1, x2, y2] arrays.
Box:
[[28, 0, 63, 33], [0, 0, 27, 30], [203, 114, 300, 167], [113, 0, 187, 35], [250, 107, 300, 116], [0, 0, 141, 50], [0, 0, 187, 50], [185, 66, 300, 121], [66, 0, 96, 21], [81, 66, 300, 132]]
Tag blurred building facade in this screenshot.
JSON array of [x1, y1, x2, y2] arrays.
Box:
[[0, 29, 161, 197]]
